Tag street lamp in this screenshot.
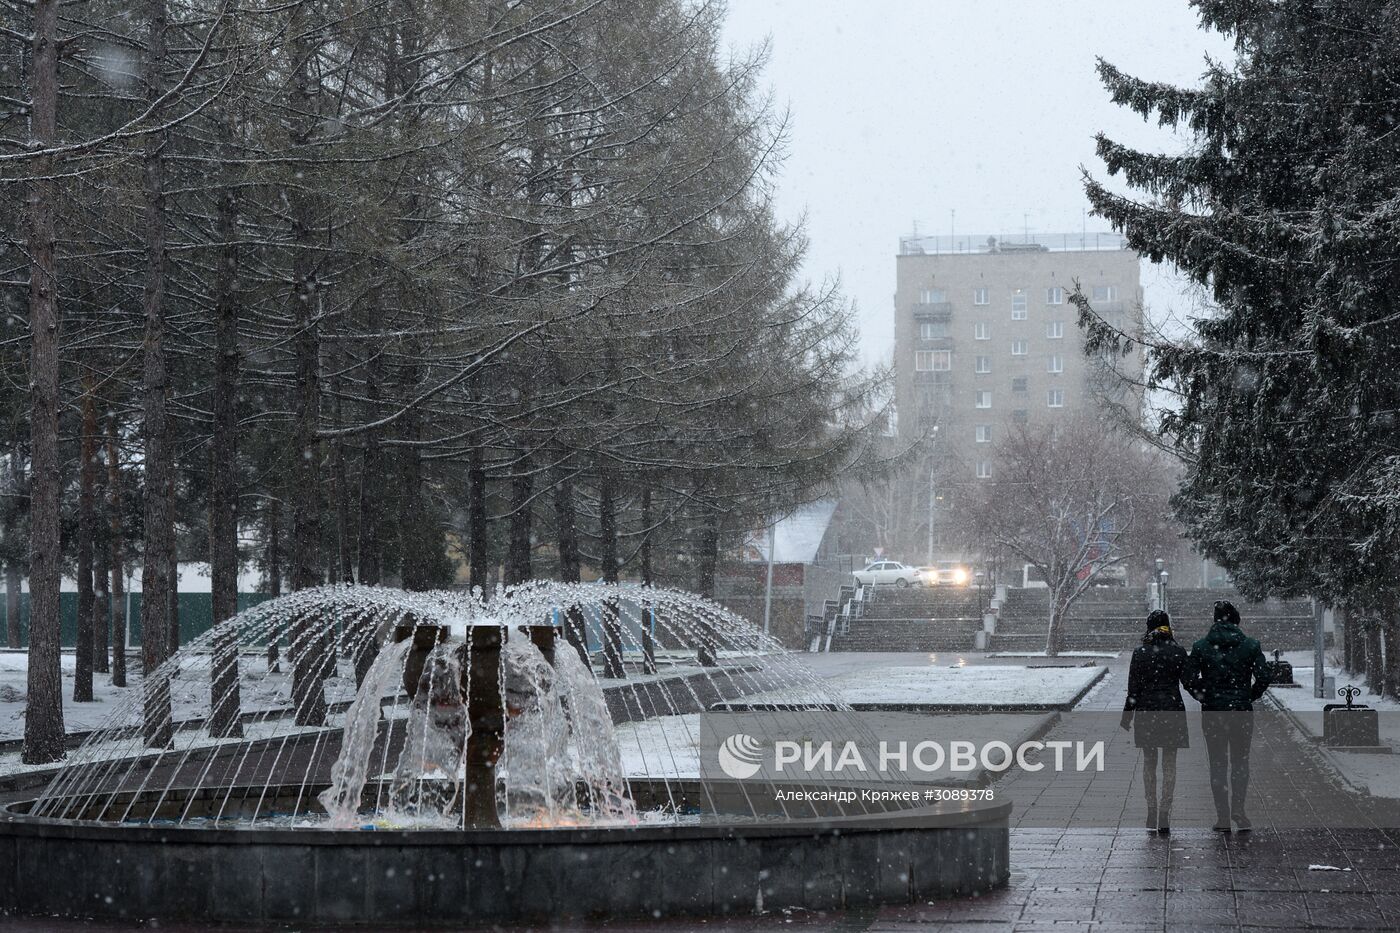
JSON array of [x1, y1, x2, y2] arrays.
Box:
[[1154, 558, 1165, 612], [1160, 568, 1171, 615], [975, 570, 986, 617], [925, 426, 940, 566]]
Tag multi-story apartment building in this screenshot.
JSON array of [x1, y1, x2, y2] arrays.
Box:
[[892, 232, 1144, 561]]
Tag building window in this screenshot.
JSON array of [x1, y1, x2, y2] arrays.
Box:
[[1011, 290, 1027, 319], [976, 461, 992, 479], [1091, 285, 1117, 302], [1046, 286, 1064, 305], [1048, 388, 1065, 408], [915, 350, 951, 371], [920, 321, 948, 340], [1012, 409, 1028, 424], [975, 424, 991, 443], [975, 391, 992, 409], [1048, 354, 1064, 373], [920, 288, 947, 305], [1011, 339, 1028, 356], [1012, 377, 1028, 393], [974, 355, 991, 374], [1046, 321, 1064, 339], [973, 287, 989, 305], [974, 322, 990, 340]]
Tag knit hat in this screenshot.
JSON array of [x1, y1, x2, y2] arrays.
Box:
[[1214, 600, 1240, 626], [1146, 609, 1170, 631]]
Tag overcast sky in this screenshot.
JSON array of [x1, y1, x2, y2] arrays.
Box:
[[721, 1, 1236, 363]]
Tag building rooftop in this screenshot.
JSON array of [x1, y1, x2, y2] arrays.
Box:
[[898, 232, 1130, 256]]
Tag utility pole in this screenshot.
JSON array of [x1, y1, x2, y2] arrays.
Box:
[[925, 427, 939, 565], [761, 519, 777, 637]]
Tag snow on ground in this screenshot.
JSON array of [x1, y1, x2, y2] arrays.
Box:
[[613, 711, 1054, 780], [731, 664, 1104, 709], [1266, 662, 1400, 798], [989, 651, 1121, 659], [0, 651, 360, 743]]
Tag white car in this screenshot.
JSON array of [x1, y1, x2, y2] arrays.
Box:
[[918, 562, 971, 586], [853, 560, 923, 588]]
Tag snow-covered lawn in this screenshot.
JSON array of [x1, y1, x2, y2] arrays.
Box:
[[726, 664, 1105, 710], [1265, 663, 1400, 798], [0, 651, 360, 743]]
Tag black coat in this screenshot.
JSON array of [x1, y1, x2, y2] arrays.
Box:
[[1121, 632, 1190, 749], [1185, 622, 1271, 712]]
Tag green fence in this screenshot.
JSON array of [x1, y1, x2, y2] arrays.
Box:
[[6, 592, 275, 649]]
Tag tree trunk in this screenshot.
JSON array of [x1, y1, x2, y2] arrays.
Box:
[[334, 439, 353, 584], [21, 0, 66, 765], [4, 561, 18, 650], [209, 166, 242, 738], [93, 504, 110, 675], [73, 379, 97, 702], [286, 9, 327, 726], [5, 451, 21, 650], [598, 473, 624, 679], [693, 512, 720, 666], [167, 472, 179, 656], [1365, 615, 1384, 696], [554, 466, 581, 584], [356, 439, 381, 587], [638, 487, 656, 674], [553, 462, 588, 665], [467, 447, 488, 591], [355, 289, 384, 587], [107, 415, 127, 688], [263, 497, 283, 673], [504, 462, 532, 585], [1384, 610, 1400, 700], [1044, 594, 1067, 657], [398, 407, 433, 591], [139, 0, 174, 751], [1341, 605, 1359, 674]]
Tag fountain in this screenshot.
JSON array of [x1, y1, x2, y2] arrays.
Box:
[[0, 583, 1008, 924]]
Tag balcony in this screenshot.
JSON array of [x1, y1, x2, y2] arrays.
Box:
[[912, 302, 953, 319]]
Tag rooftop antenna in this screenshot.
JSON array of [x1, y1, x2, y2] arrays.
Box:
[[1023, 212, 1030, 243], [950, 209, 956, 254]]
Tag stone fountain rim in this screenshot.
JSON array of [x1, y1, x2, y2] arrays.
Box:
[[0, 786, 1009, 845]]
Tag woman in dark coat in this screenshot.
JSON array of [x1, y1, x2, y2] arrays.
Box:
[[1120, 609, 1190, 833]]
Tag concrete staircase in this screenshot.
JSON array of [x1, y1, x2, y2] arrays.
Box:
[[990, 588, 1148, 653], [1160, 588, 1324, 651], [829, 587, 986, 652], [987, 586, 1325, 653]]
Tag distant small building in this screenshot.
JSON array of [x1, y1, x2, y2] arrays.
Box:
[[717, 501, 846, 649]]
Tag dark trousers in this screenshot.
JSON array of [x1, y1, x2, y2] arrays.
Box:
[[1201, 711, 1254, 821]]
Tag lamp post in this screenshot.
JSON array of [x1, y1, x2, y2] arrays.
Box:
[[761, 519, 777, 637], [975, 570, 986, 617], [1154, 557, 1165, 612], [925, 426, 940, 566]]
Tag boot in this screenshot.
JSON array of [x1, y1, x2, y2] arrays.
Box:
[[1146, 804, 1158, 832], [1157, 805, 1170, 835], [1233, 811, 1252, 832]]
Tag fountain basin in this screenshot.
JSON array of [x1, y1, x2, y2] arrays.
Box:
[[0, 780, 1009, 924]]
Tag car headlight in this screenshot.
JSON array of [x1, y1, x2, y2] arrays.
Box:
[[951, 568, 969, 585]]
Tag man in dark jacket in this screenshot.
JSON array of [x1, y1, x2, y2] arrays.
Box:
[[1184, 600, 1271, 831]]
